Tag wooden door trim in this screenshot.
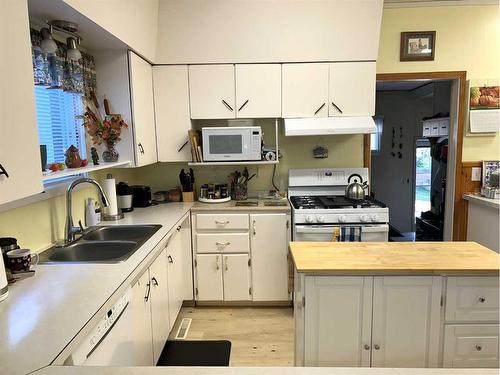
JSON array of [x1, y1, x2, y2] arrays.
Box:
[[369, 71, 467, 240]]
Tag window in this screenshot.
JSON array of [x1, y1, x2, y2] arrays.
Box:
[[371, 116, 383, 153], [35, 86, 86, 165]]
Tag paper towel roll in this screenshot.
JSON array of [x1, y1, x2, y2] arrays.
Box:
[[103, 177, 118, 216]]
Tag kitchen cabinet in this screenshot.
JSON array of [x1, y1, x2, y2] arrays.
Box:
[[196, 254, 224, 301], [304, 276, 373, 367], [0, 0, 43, 205], [371, 277, 442, 368], [129, 51, 158, 166], [250, 213, 289, 301], [166, 226, 184, 328], [153, 65, 192, 162], [189, 64, 235, 119], [300, 276, 442, 368], [328, 62, 376, 117], [235, 64, 281, 118], [222, 254, 252, 301], [282, 63, 329, 118], [130, 270, 154, 366], [149, 248, 170, 365]]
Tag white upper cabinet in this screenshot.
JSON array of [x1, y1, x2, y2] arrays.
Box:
[[153, 65, 192, 162], [235, 64, 281, 118], [129, 51, 158, 166], [0, 0, 43, 205], [189, 65, 235, 119], [371, 277, 442, 368], [282, 63, 329, 118], [329, 62, 376, 117]]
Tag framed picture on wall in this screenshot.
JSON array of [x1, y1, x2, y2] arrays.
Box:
[[482, 160, 500, 187], [400, 31, 436, 61]]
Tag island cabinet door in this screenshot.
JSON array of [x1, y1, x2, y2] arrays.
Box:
[[304, 276, 373, 367], [371, 276, 442, 368]]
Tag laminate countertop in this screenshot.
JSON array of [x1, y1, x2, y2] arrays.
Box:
[[0, 203, 194, 375], [463, 194, 500, 209], [32, 366, 499, 375], [190, 199, 291, 212], [289, 242, 500, 275]]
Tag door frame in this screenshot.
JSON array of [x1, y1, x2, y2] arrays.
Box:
[[365, 71, 467, 240]]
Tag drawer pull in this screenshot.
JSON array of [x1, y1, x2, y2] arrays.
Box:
[[216, 241, 231, 246], [215, 220, 229, 225], [475, 344, 482, 351], [478, 297, 486, 303]]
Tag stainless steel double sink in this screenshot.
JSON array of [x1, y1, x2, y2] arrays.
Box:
[[39, 225, 162, 264]]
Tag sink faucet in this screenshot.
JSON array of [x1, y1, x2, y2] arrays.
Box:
[[65, 178, 110, 244]]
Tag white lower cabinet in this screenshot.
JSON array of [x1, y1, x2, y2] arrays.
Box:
[[300, 276, 442, 368], [196, 254, 224, 301], [166, 226, 185, 327], [130, 271, 154, 366], [222, 254, 251, 301]]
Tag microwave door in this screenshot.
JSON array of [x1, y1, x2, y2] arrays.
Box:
[[205, 134, 245, 161]]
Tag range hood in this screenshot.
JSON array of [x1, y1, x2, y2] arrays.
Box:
[[284, 117, 376, 136]]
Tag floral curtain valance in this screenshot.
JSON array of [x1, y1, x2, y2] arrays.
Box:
[[30, 28, 96, 95]]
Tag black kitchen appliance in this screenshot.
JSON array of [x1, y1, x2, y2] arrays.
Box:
[[131, 185, 152, 207]]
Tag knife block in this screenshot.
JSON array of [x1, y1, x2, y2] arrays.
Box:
[[182, 191, 194, 202]]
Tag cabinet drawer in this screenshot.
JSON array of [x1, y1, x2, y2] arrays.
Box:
[[443, 324, 500, 368], [446, 277, 499, 322], [196, 233, 249, 254], [196, 214, 249, 230]]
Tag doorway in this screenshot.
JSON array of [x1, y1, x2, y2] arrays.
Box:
[[366, 72, 466, 241]]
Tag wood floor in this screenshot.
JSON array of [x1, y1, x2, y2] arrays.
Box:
[[169, 307, 294, 367]]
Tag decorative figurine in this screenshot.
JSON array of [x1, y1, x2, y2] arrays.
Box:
[[91, 147, 99, 165]]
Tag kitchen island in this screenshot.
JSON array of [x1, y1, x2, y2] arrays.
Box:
[[290, 242, 499, 369]]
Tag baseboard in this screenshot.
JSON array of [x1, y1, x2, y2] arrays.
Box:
[[195, 300, 292, 307]]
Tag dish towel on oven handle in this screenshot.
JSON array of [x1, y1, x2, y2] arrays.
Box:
[[339, 226, 362, 242]]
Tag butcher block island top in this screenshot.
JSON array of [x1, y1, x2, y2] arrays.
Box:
[[289, 242, 500, 275]]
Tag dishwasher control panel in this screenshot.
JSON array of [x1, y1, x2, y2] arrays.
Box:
[[64, 286, 132, 366]]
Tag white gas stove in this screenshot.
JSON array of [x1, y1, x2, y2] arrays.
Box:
[[288, 168, 389, 241]]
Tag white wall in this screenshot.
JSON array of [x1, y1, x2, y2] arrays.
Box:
[[372, 91, 434, 233], [62, 0, 159, 62], [156, 0, 383, 64]]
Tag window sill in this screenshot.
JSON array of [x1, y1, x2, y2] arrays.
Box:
[[42, 161, 131, 181]]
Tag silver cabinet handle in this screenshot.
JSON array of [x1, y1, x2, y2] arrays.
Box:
[[215, 220, 229, 225], [238, 99, 249, 112], [475, 344, 482, 351], [478, 297, 486, 303], [374, 344, 380, 350], [221, 99, 234, 112], [331, 102, 343, 114], [225, 256, 228, 271], [216, 255, 220, 270], [168, 255, 173, 264], [314, 103, 326, 115], [144, 281, 151, 302], [216, 241, 231, 246], [176, 225, 181, 231], [0, 164, 9, 178], [364, 344, 371, 351], [138, 143, 145, 154], [151, 277, 158, 286], [252, 220, 256, 235]]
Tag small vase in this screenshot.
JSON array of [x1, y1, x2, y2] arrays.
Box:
[[102, 143, 119, 162]]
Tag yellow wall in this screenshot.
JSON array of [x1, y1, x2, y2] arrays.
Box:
[[377, 4, 500, 161]]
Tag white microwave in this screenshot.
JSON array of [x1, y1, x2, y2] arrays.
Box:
[[202, 127, 262, 161]]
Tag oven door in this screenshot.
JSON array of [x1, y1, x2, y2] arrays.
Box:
[[294, 224, 389, 242]]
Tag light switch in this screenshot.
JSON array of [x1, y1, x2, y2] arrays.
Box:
[[471, 167, 481, 182]]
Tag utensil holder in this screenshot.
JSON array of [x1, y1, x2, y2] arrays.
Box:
[[233, 183, 248, 201]]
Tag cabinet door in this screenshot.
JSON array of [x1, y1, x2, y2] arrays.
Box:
[[0, 0, 43, 204], [282, 63, 329, 118], [235, 64, 281, 118], [196, 254, 224, 301], [443, 324, 500, 368], [179, 216, 194, 301], [250, 213, 289, 301], [223, 254, 251, 301], [153, 65, 191, 162], [149, 249, 170, 365], [166, 230, 183, 328], [130, 271, 154, 366], [371, 276, 442, 368], [189, 65, 235, 119], [129, 51, 157, 166], [304, 276, 373, 367], [328, 62, 376, 117]]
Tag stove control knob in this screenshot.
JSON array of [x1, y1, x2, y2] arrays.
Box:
[[316, 215, 325, 223], [360, 215, 369, 222], [371, 214, 380, 222], [338, 215, 347, 223], [305, 215, 315, 223]]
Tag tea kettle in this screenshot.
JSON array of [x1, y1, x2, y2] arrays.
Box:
[[345, 173, 368, 200]]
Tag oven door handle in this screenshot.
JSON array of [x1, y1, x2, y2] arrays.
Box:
[[294, 224, 388, 234]]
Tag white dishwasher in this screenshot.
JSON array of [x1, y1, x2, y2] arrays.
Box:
[[65, 287, 136, 366]]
